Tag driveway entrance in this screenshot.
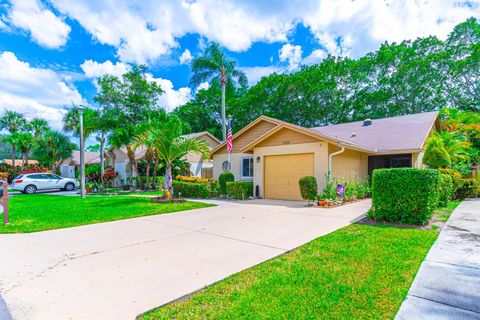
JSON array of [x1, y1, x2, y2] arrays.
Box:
[[0, 199, 370, 320]]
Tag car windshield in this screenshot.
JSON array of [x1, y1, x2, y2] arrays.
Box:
[[13, 175, 23, 180]]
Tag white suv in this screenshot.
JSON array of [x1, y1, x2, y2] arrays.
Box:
[[11, 173, 79, 194]]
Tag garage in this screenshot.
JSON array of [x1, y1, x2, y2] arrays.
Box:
[[264, 153, 314, 200]]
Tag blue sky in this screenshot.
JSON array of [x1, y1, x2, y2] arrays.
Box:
[[0, 0, 479, 131]]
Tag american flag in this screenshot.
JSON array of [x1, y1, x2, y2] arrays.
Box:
[[226, 121, 233, 154]]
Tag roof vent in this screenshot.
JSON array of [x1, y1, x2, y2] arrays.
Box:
[[363, 119, 372, 126], [351, 132, 356, 137]]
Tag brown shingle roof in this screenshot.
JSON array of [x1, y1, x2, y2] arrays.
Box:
[[311, 111, 439, 152]]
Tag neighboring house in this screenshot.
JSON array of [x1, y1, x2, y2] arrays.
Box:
[[58, 151, 102, 178], [210, 112, 440, 201], [108, 131, 220, 184], [180, 132, 221, 177], [1, 159, 38, 166]]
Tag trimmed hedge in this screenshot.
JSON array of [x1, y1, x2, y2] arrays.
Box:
[[438, 168, 462, 198], [173, 181, 210, 198], [299, 176, 318, 201], [438, 174, 454, 207], [369, 168, 440, 225], [456, 178, 480, 199], [226, 181, 253, 200], [219, 172, 234, 196]]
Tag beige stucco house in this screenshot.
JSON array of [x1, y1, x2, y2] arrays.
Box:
[[108, 131, 220, 184], [59, 151, 102, 178], [211, 112, 440, 201]]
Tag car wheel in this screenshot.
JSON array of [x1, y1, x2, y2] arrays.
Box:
[[24, 185, 37, 194], [64, 182, 75, 191]]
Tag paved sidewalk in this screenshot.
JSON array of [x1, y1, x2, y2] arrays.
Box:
[[0, 199, 370, 320], [396, 199, 480, 320]]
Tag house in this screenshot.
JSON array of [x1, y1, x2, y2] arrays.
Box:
[[210, 112, 440, 201], [59, 151, 102, 178], [108, 131, 220, 184], [1, 159, 38, 166]]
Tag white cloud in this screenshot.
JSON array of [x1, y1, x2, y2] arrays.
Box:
[[43, 0, 479, 63], [179, 49, 193, 65], [279, 44, 303, 71], [81, 60, 130, 78], [145, 74, 192, 111], [0, 51, 84, 128], [302, 49, 328, 65], [197, 81, 210, 91], [241, 66, 284, 85], [6, 0, 70, 48]]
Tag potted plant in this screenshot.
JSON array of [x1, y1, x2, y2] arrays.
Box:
[[85, 182, 94, 193], [316, 194, 325, 206]]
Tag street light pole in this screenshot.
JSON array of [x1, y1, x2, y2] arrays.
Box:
[[77, 106, 86, 199]]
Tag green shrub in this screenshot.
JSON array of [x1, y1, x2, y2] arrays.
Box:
[[219, 172, 234, 196], [456, 178, 480, 199], [438, 174, 454, 207], [438, 168, 462, 198], [423, 135, 451, 168], [299, 176, 318, 202], [369, 168, 440, 225], [173, 181, 210, 198], [321, 174, 338, 200], [226, 181, 253, 200]]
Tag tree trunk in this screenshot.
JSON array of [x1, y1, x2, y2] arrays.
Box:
[[145, 157, 151, 190], [126, 145, 142, 188], [152, 158, 159, 186], [165, 163, 174, 197], [221, 83, 226, 141], [11, 145, 16, 167], [100, 131, 105, 183]]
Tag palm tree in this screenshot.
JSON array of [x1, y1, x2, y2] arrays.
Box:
[[0, 110, 27, 166], [137, 115, 210, 196], [30, 118, 49, 138], [32, 130, 75, 171], [10, 132, 34, 168], [190, 42, 247, 140]]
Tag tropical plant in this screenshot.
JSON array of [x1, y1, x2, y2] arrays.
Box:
[[423, 135, 452, 168], [29, 117, 49, 138], [190, 42, 247, 140], [134, 114, 210, 196], [32, 130, 75, 171], [9, 132, 34, 168], [0, 110, 28, 166]]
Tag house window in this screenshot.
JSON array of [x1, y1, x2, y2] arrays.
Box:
[[241, 157, 254, 178]]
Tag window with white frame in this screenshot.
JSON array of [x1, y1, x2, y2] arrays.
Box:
[[241, 157, 254, 178]]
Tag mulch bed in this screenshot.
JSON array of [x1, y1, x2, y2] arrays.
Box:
[[151, 197, 186, 203]]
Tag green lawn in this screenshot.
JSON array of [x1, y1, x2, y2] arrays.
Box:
[[1, 195, 213, 233], [141, 224, 437, 320]]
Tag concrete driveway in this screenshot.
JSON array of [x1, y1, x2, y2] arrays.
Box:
[[0, 199, 370, 320]]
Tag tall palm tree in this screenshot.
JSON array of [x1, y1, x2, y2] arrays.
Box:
[[30, 118, 49, 138], [190, 42, 248, 140], [0, 110, 27, 166], [137, 115, 210, 195], [10, 132, 34, 168]]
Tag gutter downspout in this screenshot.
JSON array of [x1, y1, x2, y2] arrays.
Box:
[[328, 145, 345, 176]]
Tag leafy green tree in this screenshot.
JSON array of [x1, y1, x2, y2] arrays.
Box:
[[172, 85, 225, 139], [33, 130, 75, 171], [423, 135, 452, 168], [95, 65, 165, 187], [190, 42, 247, 140], [0, 110, 27, 166]]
